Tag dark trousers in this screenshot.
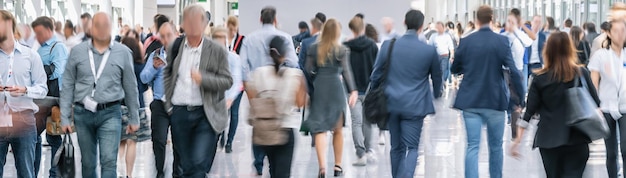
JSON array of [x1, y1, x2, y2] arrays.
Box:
[[253, 144, 266, 174], [528, 63, 543, 78], [170, 106, 218, 178], [388, 113, 425, 178], [33, 98, 62, 178], [259, 129, 295, 178], [150, 100, 182, 178], [219, 92, 243, 146], [539, 144, 589, 178], [603, 113, 626, 178]]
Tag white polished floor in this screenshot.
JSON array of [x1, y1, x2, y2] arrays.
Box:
[[3, 88, 620, 177]]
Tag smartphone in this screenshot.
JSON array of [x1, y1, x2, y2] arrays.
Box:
[[154, 56, 167, 66]]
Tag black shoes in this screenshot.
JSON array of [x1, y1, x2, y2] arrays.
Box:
[[318, 168, 325, 178], [225, 144, 233, 153], [334, 165, 343, 177]]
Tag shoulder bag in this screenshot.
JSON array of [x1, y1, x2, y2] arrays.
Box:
[[363, 38, 396, 128], [566, 70, 609, 140]]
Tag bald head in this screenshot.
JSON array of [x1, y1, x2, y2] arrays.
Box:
[[382, 17, 394, 33], [91, 12, 112, 41]]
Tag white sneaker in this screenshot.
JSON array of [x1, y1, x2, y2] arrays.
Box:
[[352, 156, 367, 166], [366, 151, 377, 163], [379, 137, 385, 145]]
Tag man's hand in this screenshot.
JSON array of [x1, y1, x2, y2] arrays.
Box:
[[191, 70, 202, 84], [0, 85, 4, 92], [153, 57, 165, 69], [5, 86, 26, 97], [62, 125, 73, 133], [126, 124, 139, 134]]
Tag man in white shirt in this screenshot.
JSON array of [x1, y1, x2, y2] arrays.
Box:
[[428, 22, 455, 85], [501, 13, 532, 141]]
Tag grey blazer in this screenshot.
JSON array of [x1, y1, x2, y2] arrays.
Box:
[[164, 37, 233, 133]]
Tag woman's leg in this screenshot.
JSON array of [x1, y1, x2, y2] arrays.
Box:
[[604, 113, 619, 178], [539, 147, 560, 178], [125, 140, 137, 178], [333, 115, 345, 168], [314, 132, 328, 172], [617, 115, 626, 178], [560, 144, 589, 177]]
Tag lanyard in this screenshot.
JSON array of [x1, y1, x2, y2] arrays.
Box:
[[3, 53, 13, 86], [88, 49, 111, 97]]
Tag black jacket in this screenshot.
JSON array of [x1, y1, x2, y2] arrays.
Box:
[[343, 35, 379, 93], [576, 41, 591, 65], [523, 68, 600, 148]]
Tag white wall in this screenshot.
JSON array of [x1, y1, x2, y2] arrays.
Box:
[[238, 0, 417, 36]]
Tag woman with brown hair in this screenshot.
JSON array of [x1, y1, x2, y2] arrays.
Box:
[[510, 31, 600, 177], [569, 26, 591, 65], [305, 18, 358, 178]]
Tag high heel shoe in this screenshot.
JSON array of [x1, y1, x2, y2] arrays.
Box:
[[318, 168, 326, 178], [334, 165, 343, 177]]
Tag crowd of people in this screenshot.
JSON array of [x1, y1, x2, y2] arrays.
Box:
[[2, 2, 626, 178]]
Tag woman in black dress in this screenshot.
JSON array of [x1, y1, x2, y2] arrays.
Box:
[[305, 18, 358, 178]]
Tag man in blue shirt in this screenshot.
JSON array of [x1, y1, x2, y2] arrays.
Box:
[[0, 10, 49, 178], [140, 21, 182, 178], [31, 16, 68, 178]]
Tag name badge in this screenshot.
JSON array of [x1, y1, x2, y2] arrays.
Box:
[[82, 96, 98, 113]]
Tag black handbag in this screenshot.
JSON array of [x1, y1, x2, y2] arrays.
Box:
[[565, 72, 609, 141], [53, 134, 76, 178], [363, 38, 396, 128]]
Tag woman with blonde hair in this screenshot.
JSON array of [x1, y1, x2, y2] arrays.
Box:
[[305, 19, 358, 178]]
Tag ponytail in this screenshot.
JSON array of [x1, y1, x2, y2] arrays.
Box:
[[270, 48, 282, 73]]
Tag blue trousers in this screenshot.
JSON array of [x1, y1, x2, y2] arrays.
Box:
[[219, 92, 244, 146], [388, 113, 425, 178], [462, 108, 506, 178], [439, 56, 451, 83], [170, 106, 218, 178], [74, 104, 123, 178], [0, 110, 37, 178], [253, 144, 266, 174]]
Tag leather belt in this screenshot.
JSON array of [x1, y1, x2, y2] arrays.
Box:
[[75, 100, 121, 111], [174, 105, 203, 111]]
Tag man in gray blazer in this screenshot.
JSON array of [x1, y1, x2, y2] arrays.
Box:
[[163, 5, 233, 177]]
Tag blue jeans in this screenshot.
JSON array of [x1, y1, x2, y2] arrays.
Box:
[[0, 110, 37, 178], [388, 113, 425, 178], [220, 92, 243, 146], [74, 104, 122, 178], [463, 108, 506, 178], [253, 144, 266, 174], [170, 106, 218, 177], [439, 56, 451, 83]]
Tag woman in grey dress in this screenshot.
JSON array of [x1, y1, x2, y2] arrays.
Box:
[[305, 18, 358, 178]]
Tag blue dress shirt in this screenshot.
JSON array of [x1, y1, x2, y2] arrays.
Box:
[[36, 35, 68, 89], [141, 47, 166, 101], [0, 42, 48, 112]]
